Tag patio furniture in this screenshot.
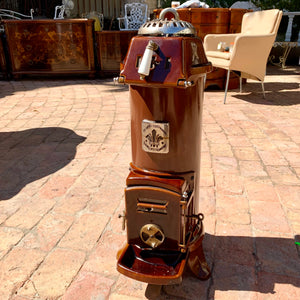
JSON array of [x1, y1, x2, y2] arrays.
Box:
[[204, 9, 282, 103], [0, 8, 34, 79], [95, 30, 137, 75], [118, 3, 148, 30], [3, 19, 95, 79], [0, 8, 34, 20], [0, 32, 8, 79], [54, 5, 65, 19], [63, 0, 75, 17], [269, 11, 300, 68], [54, 0, 74, 19], [0, 8, 34, 32]]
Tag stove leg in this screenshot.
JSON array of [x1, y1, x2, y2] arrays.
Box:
[[145, 284, 162, 298], [188, 242, 211, 280]]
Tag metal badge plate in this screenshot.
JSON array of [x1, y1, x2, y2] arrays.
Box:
[[142, 120, 169, 154]]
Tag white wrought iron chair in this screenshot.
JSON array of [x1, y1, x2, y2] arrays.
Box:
[[118, 3, 148, 30], [54, 1, 74, 19], [0, 8, 34, 20], [63, 0, 74, 17], [54, 5, 65, 19], [0, 9, 34, 32]]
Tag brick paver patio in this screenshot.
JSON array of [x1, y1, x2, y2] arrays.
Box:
[[0, 65, 299, 299]]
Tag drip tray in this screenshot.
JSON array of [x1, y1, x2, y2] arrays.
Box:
[[117, 244, 187, 285]]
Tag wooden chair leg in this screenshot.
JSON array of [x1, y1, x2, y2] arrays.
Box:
[[203, 74, 207, 89]]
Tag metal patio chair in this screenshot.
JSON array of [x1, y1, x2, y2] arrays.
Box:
[[118, 2, 148, 30]]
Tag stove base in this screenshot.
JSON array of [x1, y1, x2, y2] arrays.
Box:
[[117, 234, 211, 285], [117, 244, 187, 285]]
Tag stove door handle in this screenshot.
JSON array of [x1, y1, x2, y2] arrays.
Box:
[[138, 40, 158, 80]]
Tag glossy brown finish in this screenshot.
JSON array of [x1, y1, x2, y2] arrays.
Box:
[[126, 168, 188, 194], [117, 33, 211, 285], [188, 235, 211, 280], [95, 30, 137, 74], [0, 33, 8, 79], [121, 36, 211, 87], [121, 36, 209, 173], [129, 84, 203, 174], [229, 8, 251, 33], [117, 244, 186, 285], [3, 19, 95, 78], [205, 66, 242, 90], [205, 66, 226, 88], [190, 8, 230, 40], [125, 185, 182, 249], [125, 165, 195, 249]]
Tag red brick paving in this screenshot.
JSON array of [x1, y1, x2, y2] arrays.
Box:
[[0, 65, 299, 299]]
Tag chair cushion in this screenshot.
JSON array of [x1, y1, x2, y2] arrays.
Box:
[[205, 51, 231, 60], [241, 9, 280, 35]]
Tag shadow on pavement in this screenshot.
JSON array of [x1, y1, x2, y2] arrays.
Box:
[[266, 65, 300, 76], [147, 234, 300, 299], [0, 78, 128, 99], [206, 81, 300, 106], [0, 127, 86, 200], [234, 90, 300, 106]]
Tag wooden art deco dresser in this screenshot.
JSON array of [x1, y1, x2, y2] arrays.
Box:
[[3, 19, 95, 78]]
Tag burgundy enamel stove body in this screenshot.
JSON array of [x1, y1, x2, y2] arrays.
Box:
[[114, 8, 212, 285]]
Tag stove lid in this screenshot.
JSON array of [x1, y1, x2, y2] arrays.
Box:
[[138, 8, 196, 37]]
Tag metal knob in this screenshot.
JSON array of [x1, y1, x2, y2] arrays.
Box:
[[118, 211, 126, 230], [113, 76, 125, 84], [177, 80, 193, 87]]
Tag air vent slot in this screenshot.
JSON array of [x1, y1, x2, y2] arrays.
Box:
[[137, 198, 168, 214]]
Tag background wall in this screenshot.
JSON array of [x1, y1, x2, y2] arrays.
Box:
[[0, 0, 160, 18]]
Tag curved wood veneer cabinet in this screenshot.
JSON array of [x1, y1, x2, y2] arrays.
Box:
[[0, 32, 8, 79], [3, 19, 95, 79], [95, 30, 138, 76]]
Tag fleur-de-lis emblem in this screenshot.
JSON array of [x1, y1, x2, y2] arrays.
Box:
[[146, 129, 164, 148], [142, 120, 169, 154]]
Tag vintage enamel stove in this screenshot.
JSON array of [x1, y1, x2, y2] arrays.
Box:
[[114, 8, 212, 286]]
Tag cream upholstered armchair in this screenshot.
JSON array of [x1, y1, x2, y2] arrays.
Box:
[[204, 9, 282, 104]]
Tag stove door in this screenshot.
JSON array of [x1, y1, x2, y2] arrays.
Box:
[[125, 185, 182, 250]]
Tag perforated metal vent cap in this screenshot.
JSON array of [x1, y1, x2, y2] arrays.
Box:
[[138, 8, 196, 37]]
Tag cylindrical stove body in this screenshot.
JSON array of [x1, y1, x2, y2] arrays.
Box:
[[130, 83, 203, 173], [116, 9, 212, 285]]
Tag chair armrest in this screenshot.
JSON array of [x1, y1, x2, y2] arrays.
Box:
[[230, 34, 276, 81], [204, 34, 240, 52], [231, 34, 276, 63]]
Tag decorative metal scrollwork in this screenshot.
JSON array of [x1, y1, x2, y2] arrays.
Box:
[[269, 41, 298, 68]]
